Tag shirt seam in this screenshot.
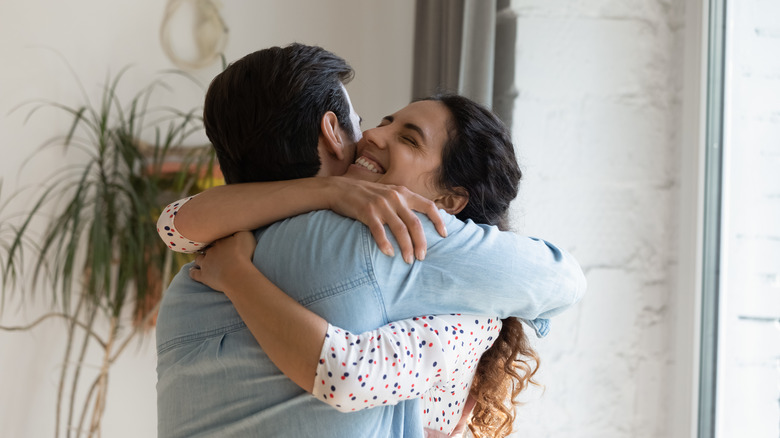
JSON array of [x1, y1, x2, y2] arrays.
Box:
[[157, 319, 247, 354], [297, 274, 376, 308], [361, 225, 388, 324]]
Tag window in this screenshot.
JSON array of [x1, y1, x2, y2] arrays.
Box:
[[700, 1, 780, 437]]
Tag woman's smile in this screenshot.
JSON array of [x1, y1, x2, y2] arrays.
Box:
[[353, 155, 385, 174]]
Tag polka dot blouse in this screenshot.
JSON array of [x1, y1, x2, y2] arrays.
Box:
[[313, 314, 501, 436], [157, 196, 206, 253]]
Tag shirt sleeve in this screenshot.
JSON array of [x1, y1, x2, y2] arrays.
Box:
[[156, 196, 208, 253], [373, 212, 587, 338], [311, 314, 501, 416]]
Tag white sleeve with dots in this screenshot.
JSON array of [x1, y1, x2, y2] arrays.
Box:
[[156, 196, 208, 253], [312, 314, 501, 436]]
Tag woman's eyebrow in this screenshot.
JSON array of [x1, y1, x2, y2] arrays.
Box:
[[403, 123, 426, 142], [382, 115, 426, 142]]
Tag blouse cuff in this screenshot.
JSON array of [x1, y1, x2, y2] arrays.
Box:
[[157, 196, 208, 253]]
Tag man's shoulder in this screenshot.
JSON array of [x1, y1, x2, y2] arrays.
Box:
[[261, 210, 361, 234], [424, 211, 508, 251], [256, 210, 366, 255], [251, 210, 373, 296]]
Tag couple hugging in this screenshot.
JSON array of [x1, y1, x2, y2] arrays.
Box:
[[155, 43, 586, 438]]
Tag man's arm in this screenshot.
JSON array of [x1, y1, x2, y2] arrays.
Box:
[[373, 213, 587, 335]]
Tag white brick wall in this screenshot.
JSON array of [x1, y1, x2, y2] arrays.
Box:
[[507, 1, 687, 437]]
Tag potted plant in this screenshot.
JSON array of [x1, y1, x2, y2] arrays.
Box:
[[0, 66, 217, 437]]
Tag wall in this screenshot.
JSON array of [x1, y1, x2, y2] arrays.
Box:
[[507, 1, 691, 437], [0, 1, 414, 437]]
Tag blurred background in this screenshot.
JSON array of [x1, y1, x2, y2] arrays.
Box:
[[0, 1, 777, 437]]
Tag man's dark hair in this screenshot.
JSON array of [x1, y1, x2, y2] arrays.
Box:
[[204, 43, 356, 184]]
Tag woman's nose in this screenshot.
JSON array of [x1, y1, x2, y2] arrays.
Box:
[[364, 126, 390, 149]]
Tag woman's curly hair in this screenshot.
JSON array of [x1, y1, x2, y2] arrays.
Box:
[[467, 318, 540, 437]]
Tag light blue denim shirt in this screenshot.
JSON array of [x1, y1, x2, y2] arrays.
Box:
[[156, 210, 585, 438]]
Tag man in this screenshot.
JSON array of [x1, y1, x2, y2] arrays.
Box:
[[156, 44, 585, 437]]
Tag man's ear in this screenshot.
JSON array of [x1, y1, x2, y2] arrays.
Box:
[[434, 189, 469, 215], [320, 111, 345, 161]]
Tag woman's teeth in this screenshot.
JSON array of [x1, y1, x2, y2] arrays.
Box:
[[355, 156, 380, 173]]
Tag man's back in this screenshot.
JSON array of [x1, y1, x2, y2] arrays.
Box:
[[157, 210, 585, 437], [157, 212, 409, 438]]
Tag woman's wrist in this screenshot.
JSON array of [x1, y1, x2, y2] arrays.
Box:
[[219, 259, 262, 299], [321, 176, 350, 211]]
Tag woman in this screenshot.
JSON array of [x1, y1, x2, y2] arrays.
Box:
[[160, 95, 540, 437]]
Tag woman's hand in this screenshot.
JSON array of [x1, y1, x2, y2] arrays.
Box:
[[189, 231, 257, 294], [190, 230, 327, 393], [325, 176, 448, 264]]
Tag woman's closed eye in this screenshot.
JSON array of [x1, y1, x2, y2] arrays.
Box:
[[401, 135, 419, 147]]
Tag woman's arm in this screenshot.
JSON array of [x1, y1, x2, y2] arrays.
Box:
[[312, 314, 500, 414], [189, 232, 501, 411], [162, 176, 447, 262], [189, 231, 326, 391]]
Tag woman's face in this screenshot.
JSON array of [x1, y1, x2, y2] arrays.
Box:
[[342, 100, 452, 201]]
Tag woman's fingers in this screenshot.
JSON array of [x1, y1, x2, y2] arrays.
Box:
[[189, 265, 202, 281], [383, 214, 415, 264], [412, 196, 447, 238], [396, 205, 427, 261], [329, 178, 449, 262], [366, 188, 447, 263], [366, 218, 394, 258]]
